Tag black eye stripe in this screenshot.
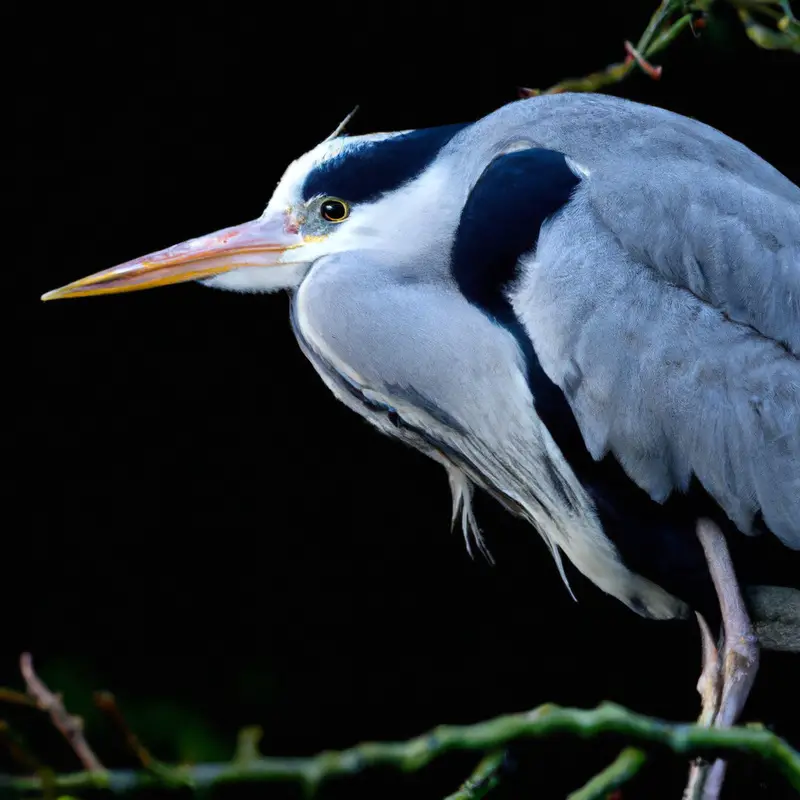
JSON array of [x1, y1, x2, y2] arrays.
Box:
[[301, 123, 471, 204]]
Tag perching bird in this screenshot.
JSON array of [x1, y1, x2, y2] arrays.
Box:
[[43, 93, 799, 797]]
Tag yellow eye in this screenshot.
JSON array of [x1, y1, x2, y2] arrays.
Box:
[[320, 198, 350, 223]]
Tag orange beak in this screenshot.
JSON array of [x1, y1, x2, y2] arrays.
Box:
[[41, 213, 305, 301]]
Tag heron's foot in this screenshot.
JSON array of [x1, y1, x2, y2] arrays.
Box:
[[684, 613, 721, 799], [697, 518, 761, 731], [682, 519, 761, 800], [684, 762, 711, 800], [714, 628, 759, 728], [697, 624, 760, 798]]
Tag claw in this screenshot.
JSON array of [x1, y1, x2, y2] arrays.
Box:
[[683, 521, 762, 800], [695, 612, 721, 727]]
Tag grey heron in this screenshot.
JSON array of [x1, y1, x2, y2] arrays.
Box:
[[42, 92, 799, 797]]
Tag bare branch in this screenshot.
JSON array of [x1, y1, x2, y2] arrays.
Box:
[[94, 691, 153, 768], [19, 653, 104, 773]]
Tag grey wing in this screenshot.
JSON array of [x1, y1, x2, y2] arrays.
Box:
[[510, 118, 800, 548], [586, 150, 800, 356]]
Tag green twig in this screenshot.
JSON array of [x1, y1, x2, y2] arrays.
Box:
[[778, 0, 798, 23], [521, 0, 686, 95], [521, 0, 798, 97], [647, 13, 697, 56], [738, 8, 800, 49], [2, 703, 799, 796], [568, 747, 649, 800], [233, 726, 264, 766], [0, 689, 38, 709], [443, 749, 505, 800]]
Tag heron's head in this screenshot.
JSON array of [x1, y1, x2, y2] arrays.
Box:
[[41, 120, 473, 301]]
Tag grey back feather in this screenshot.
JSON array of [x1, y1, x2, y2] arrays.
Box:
[[456, 94, 800, 547]]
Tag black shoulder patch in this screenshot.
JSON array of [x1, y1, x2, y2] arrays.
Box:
[[451, 147, 580, 318], [450, 147, 583, 492], [450, 147, 582, 511], [450, 148, 580, 409], [301, 123, 470, 205], [449, 148, 729, 620]]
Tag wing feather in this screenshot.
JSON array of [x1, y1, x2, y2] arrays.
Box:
[[587, 158, 800, 355], [502, 94, 800, 547]]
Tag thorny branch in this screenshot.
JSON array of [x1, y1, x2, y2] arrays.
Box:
[[520, 0, 799, 97], [19, 653, 104, 773]]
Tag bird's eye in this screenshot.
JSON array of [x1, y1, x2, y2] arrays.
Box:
[[320, 198, 350, 223]]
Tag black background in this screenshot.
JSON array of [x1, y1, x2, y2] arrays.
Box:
[[6, 2, 800, 798]]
